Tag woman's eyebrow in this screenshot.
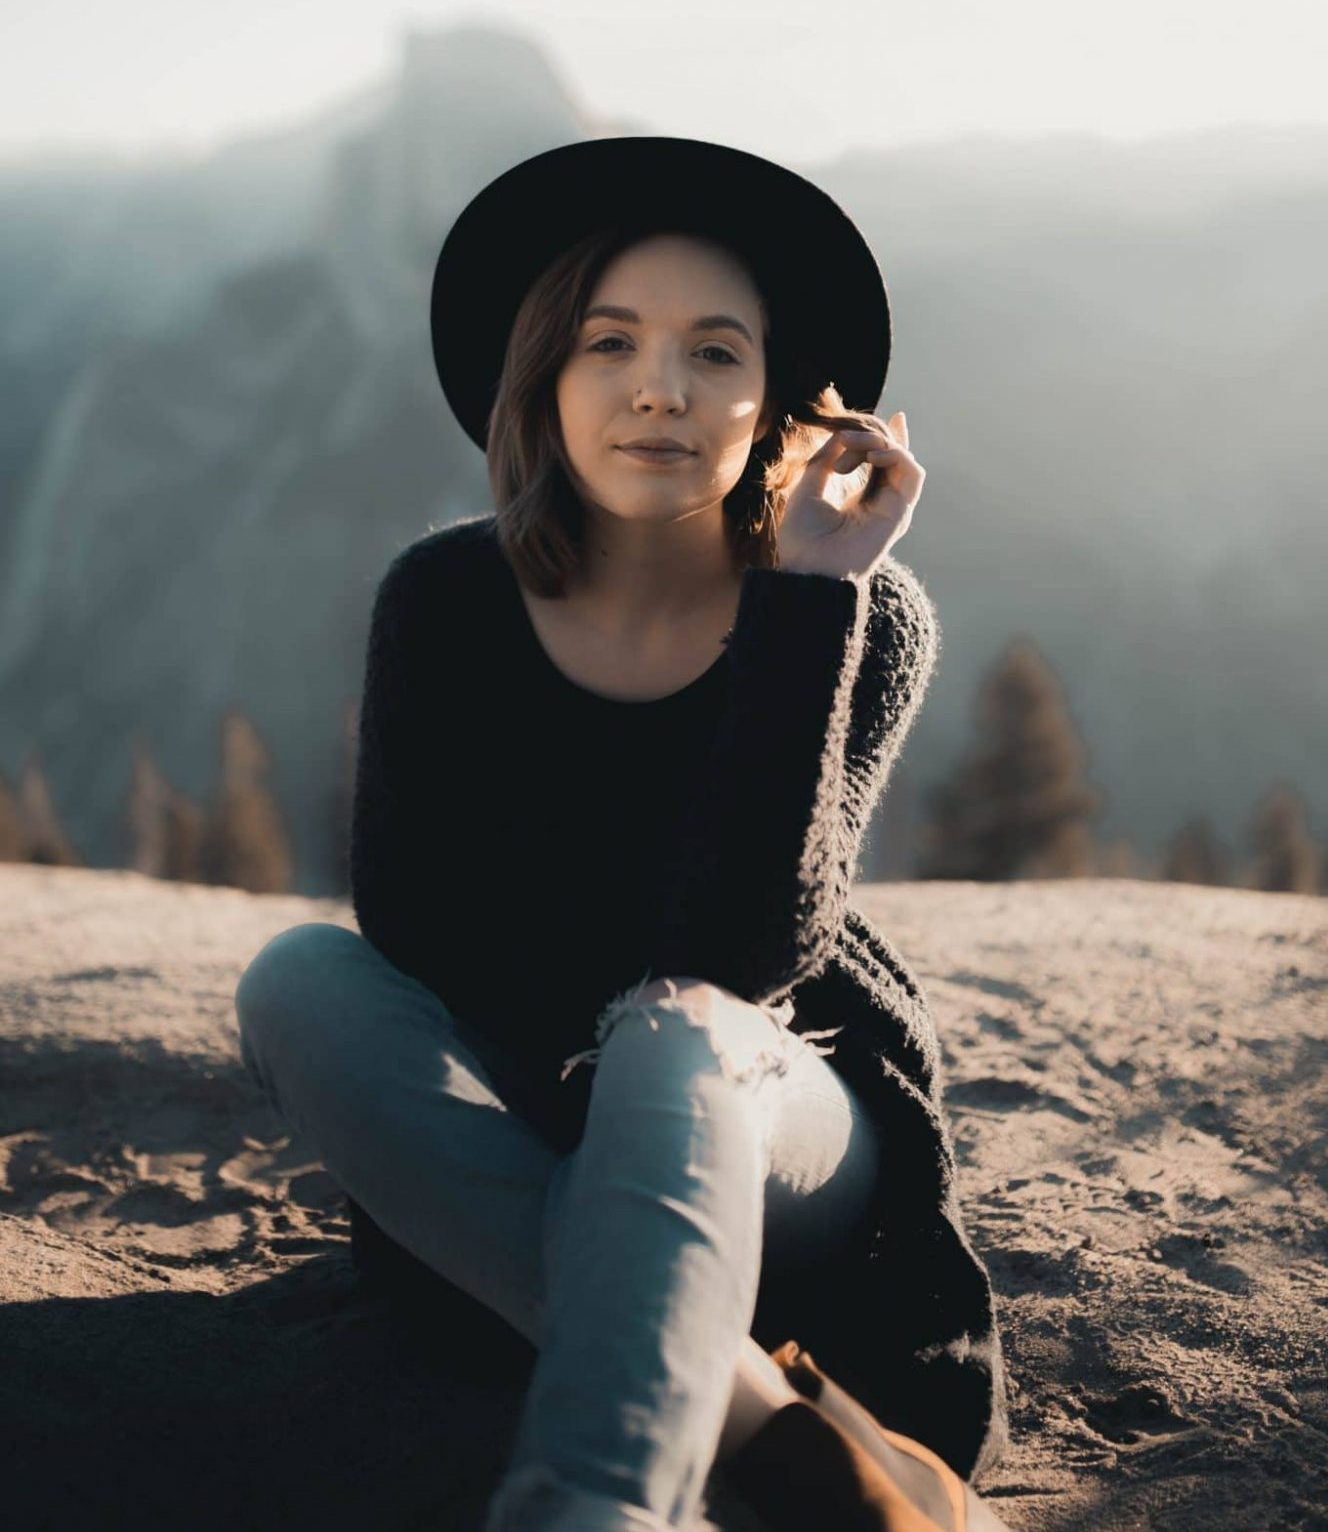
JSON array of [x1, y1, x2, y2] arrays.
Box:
[[583, 304, 754, 345]]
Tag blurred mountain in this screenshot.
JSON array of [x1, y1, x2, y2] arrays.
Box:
[[0, 25, 606, 892], [843, 126, 1328, 866], [0, 22, 1324, 893]]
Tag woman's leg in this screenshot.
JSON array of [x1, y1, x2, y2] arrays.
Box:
[[234, 921, 561, 1346], [235, 926, 879, 1530], [484, 976, 882, 1532]]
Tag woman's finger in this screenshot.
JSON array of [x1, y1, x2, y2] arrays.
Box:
[[832, 447, 884, 473], [806, 425, 903, 485], [833, 433, 898, 460], [839, 446, 906, 472], [836, 428, 895, 447]]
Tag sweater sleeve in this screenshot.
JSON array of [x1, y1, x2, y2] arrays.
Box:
[[349, 547, 452, 997], [646, 555, 941, 1006]]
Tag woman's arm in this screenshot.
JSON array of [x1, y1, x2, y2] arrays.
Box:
[[349, 548, 452, 996], [839, 555, 942, 860], [646, 555, 940, 1006]]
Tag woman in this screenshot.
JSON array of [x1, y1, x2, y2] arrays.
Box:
[[235, 138, 1009, 1531]]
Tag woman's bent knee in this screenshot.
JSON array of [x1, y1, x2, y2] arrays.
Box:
[[234, 922, 363, 1030], [234, 923, 369, 1093], [561, 973, 801, 1091]]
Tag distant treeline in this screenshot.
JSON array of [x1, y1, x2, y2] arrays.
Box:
[[1, 638, 1322, 896]]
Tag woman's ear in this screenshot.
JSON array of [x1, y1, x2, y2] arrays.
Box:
[[753, 397, 776, 445]]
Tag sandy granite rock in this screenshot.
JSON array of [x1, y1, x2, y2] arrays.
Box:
[[1, 865, 1325, 1530]]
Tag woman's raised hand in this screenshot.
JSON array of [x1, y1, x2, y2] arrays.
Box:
[[777, 410, 924, 580]]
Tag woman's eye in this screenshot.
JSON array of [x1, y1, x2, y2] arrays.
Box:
[[587, 337, 737, 366]]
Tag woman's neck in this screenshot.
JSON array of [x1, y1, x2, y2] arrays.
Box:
[[569, 505, 738, 638]]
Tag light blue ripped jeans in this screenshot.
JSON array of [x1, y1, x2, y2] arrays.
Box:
[[233, 922, 882, 1532]]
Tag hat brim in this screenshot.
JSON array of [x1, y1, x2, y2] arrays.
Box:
[[430, 135, 891, 452]]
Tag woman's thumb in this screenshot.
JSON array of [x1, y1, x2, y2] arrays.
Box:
[[797, 430, 845, 498]]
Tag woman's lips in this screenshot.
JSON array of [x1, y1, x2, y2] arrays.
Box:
[[616, 446, 694, 466]]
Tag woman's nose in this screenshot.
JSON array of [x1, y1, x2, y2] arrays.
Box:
[[632, 385, 685, 414], [629, 359, 687, 412]]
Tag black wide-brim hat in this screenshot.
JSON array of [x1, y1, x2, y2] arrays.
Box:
[[431, 135, 891, 453]]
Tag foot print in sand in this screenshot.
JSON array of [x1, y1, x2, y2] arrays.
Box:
[[1151, 1230, 1254, 1294], [1075, 1381, 1204, 1454]]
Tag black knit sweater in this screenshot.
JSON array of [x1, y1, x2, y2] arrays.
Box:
[[348, 512, 1009, 1481]]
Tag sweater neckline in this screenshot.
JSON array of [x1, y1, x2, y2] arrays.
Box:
[[488, 527, 730, 710]]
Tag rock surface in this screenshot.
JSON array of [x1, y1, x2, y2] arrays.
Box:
[[2, 865, 1325, 1529]]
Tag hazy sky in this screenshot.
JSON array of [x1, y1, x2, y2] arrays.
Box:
[[4, 0, 1326, 165]]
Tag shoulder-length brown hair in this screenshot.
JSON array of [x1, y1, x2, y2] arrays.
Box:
[[486, 224, 887, 597]]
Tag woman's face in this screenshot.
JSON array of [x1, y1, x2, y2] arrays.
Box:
[[555, 232, 773, 531]]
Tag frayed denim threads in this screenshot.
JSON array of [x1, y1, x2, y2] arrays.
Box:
[[559, 970, 846, 1086]]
